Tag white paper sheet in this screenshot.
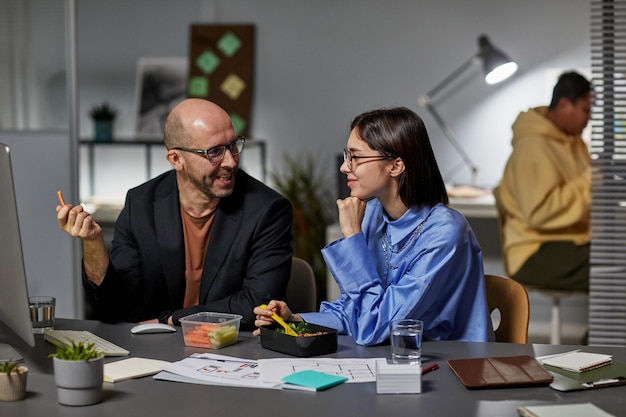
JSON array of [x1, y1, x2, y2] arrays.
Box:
[[257, 357, 381, 384], [160, 353, 278, 389], [155, 353, 382, 389]]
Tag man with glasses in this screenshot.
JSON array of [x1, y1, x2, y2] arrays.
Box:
[[57, 98, 293, 329]]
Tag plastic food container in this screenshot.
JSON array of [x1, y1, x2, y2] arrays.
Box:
[[180, 312, 242, 349], [260, 323, 338, 357]]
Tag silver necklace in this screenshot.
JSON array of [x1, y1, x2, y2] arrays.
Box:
[[381, 218, 427, 270]]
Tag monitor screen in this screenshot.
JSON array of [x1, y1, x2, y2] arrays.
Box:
[[0, 143, 35, 361]]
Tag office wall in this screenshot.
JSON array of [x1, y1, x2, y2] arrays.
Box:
[[0, 132, 79, 319], [70, 0, 590, 189], [6, 0, 590, 188]]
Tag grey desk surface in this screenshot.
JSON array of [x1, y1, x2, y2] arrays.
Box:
[[2, 318, 626, 416]]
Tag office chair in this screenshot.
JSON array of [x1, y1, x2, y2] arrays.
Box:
[[485, 274, 530, 344], [286, 257, 317, 312]]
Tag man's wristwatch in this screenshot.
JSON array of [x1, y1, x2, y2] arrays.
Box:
[[158, 310, 171, 324]]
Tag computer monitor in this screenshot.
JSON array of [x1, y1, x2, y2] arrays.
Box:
[[0, 143, 35, 361]]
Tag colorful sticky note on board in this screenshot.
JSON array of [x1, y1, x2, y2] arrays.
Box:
[[220, 74, 246, 100], [189, 76, 209, 97], [230, 113, 246, 135], [217, 31, 242, 57], [281, 370, 348, 391], [196, 50, 221, 74]]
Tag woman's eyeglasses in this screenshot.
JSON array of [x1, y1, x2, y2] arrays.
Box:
[[343, 148, 390, 170]]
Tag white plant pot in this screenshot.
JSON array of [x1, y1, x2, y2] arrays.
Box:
[[0, 366, 28, 401], [53, 356, 104, 406]]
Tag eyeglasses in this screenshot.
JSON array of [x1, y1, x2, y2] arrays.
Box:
[[173, 136, 245, 163], [343, 148, 390, 171]]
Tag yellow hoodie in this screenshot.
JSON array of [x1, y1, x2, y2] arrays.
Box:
[[495, 106, 591, 276]]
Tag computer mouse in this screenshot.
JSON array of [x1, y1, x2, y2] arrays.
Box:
[[130, 323, 177, 334]]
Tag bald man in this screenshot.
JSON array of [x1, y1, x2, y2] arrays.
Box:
[[57, 99, 293, 329]]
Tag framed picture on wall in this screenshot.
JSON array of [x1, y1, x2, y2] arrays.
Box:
[[135, 57, 188, 139]]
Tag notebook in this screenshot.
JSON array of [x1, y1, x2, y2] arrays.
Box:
[[517, 402, 615, 417], [103, 357, 171, 382], [539, 351, 612, 373], [447, 355, 553, 389], [544, 359, 626, 392], [281, 370, 348, 391]]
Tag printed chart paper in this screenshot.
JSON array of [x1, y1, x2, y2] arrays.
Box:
[[155, 353, 380, 389], [257, 357, 380, 384], [160, 353, 277, 389]]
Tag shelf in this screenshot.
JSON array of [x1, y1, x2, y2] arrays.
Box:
[[79, 139, 266, 197]]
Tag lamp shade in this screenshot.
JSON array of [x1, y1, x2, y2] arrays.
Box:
[[418, 34, 518, 184], [478, 35, 518, 85]]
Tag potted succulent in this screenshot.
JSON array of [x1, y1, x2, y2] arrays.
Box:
[[0, 360, 28, 402], [89, 102, 118, 142], [49, 340, 104, 406]]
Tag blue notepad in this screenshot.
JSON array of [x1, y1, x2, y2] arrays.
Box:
[[281, 370, 348, 391]]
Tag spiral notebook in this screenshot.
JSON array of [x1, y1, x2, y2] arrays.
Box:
[[539, 351, 612, 373]]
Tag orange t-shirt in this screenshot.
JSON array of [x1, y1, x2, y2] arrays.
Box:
[[180, 206, 216, 307]]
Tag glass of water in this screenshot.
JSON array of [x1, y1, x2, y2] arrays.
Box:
[[390, 319, 423, 364], [29, 296, 56, 334]]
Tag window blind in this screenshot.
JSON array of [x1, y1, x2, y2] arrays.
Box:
[[590, 0, 626, 346]]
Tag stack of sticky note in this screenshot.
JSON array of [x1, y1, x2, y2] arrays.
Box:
[[375, 359, 421, 394], [281, 370, 348, 391]]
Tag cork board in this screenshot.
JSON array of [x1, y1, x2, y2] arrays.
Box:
[[188, 25, 254, 137]]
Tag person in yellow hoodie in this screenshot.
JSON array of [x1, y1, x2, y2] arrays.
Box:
[[495, 71, 591, 292]]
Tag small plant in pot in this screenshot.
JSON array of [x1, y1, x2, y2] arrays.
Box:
[[89, 102, 118, 142], [0, 360, 28, 402], [49, 340, 104, 406]]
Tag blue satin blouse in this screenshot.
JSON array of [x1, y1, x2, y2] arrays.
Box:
[[300, 200, 494, 346]]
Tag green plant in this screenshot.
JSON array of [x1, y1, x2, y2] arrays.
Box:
[[0, 360, 20, 374], [89, 102, 118, 120], [276, 321, 311, 335], [271, 153, 335, 304], [49, 340, 102, 361]]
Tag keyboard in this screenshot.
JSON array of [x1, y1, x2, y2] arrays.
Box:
[[43, 329, 130, 357]]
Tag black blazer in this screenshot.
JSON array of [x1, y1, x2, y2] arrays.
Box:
[[83, 169, 293, 330]]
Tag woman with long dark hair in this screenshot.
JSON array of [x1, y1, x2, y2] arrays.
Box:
[[254, 107, 493, 345]]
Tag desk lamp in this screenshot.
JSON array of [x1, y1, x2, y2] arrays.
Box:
[[419, 35, 518, 184]]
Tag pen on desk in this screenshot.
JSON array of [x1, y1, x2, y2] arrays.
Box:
[[57, 190, 65, 206], [421, 363, 439, 375], [582, 376, 626, 388], [202, 358, 257, 365]]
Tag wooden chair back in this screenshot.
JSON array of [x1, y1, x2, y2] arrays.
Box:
[[485, 274, 530, 343]]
